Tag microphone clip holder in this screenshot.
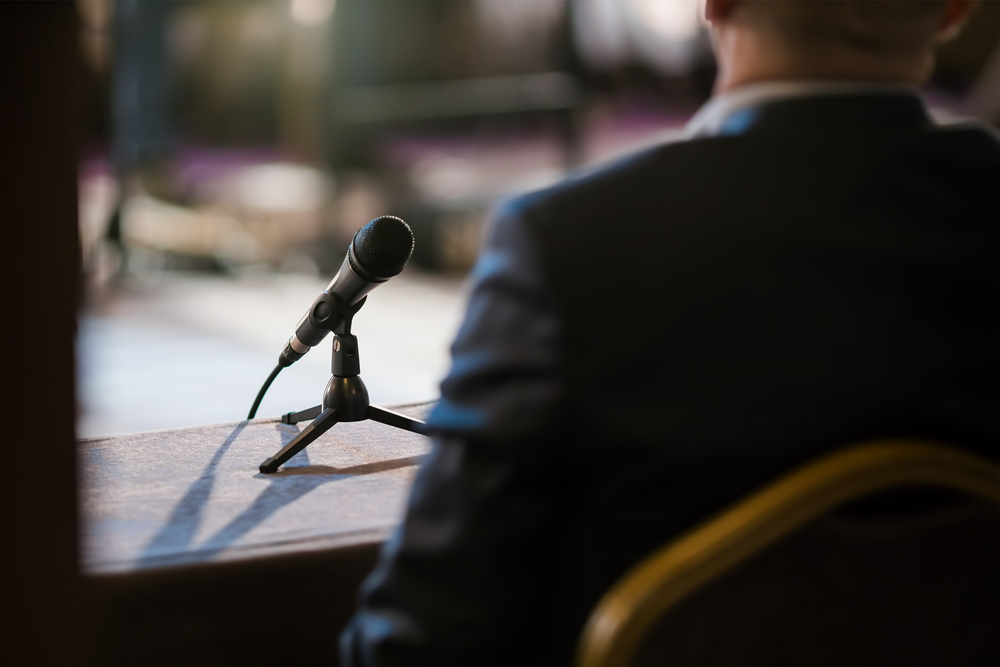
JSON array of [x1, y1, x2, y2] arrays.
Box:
[[258, 297, 426, 474]]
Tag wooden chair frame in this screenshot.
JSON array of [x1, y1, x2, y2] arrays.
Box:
[[576, 440, 1000, 667]]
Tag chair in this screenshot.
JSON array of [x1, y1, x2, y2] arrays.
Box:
[[576, 440, 1000, 667]]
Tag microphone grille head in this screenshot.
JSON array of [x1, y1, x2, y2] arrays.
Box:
[[350, 215, 414, 279]]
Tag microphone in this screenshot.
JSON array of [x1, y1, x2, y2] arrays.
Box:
[[247, 215, 413, 420], [280, 215, 414, 368]]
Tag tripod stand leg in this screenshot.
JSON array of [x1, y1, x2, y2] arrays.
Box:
[[367, 405, 427, 435], [260, 408, 338, 474], [281, 405, 322, 424]]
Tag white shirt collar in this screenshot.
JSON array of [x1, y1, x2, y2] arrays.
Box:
[[685, 81, 922, 138]]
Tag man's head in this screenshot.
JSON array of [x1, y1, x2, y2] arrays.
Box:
[[703, 0, 979, 92]]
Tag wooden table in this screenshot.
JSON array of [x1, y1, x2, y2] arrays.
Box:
[[80, 402, 433, 666]]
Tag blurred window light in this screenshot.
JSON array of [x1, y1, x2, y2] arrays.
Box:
[[626, 0, 705, 75], [291, 0, 335, 26], [573, 0, 631, 71], [574, 0, 706, 75], [629, 0, 701, 41]]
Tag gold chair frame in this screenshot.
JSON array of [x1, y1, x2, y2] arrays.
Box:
[[576, 440, 1000, 667]]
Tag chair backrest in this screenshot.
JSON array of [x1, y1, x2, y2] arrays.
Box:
[[576, 440, 1000, 667]]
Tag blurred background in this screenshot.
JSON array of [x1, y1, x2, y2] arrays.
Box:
[[75, 0, 999, 437]]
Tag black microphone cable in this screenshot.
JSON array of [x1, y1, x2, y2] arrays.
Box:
[[247, 364, 282, 419]]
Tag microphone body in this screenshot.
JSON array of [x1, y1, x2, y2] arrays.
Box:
[[278, 215, 413, 368]]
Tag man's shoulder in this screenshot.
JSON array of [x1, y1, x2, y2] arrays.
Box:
[[931, 118, 1000, 144], [918, 121, 1000, 167], [502, 136, 736, 225], [503, 119, 998, 225]]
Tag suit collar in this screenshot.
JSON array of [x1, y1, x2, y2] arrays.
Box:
[[686, 81, 931, 138]]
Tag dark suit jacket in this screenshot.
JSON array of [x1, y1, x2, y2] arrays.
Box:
[[341, 94, 1000, 665]]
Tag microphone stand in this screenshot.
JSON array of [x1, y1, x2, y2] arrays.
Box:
[[258, 298, 426, 474]]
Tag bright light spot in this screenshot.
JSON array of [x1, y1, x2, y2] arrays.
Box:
[[291, 0, 335, 26], [199, 163, 333, 213], [630, 0, 700, 40], [411, 155, 480, 201]]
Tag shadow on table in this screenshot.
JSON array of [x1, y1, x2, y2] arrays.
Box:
[[136, 421, 425, 568]]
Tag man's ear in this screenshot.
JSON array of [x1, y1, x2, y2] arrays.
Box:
[[704, 0, 739, 23], [935, 0, 978, 45]]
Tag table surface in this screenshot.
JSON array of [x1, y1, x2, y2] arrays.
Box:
[[81, 401, 433, 573]]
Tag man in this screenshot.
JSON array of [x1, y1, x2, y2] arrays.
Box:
[[343, 1, 997, 664]]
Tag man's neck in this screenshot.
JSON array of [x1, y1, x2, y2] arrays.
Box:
[[711, 26, 934, 94]]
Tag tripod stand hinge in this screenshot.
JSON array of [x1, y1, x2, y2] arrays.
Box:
[[332, 334, 361, 377]]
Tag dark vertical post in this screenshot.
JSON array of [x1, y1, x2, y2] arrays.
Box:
[[0, 2, 87, 664]]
